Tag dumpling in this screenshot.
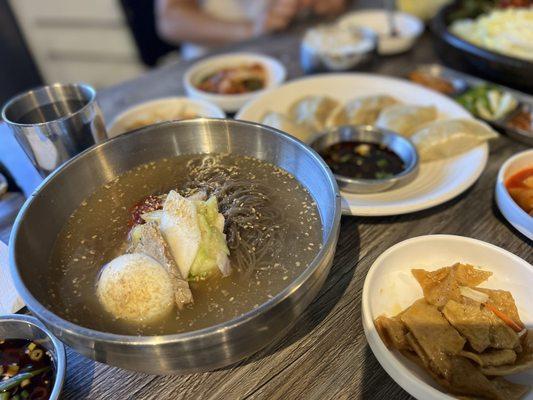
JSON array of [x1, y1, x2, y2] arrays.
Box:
[[376, 104, 438, 136], [410, 118, 498, 162], [289, 96, 339, 133], [326, 95, 399, 127], [261, 111, 317, 143]]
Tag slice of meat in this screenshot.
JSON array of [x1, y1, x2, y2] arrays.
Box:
[[406, 331, 513, 400], [412, 263, 492, 308], [374, 315, 410, 350], [129, 222, 193, 309], [460, 349, 516, 367], [442, 357, 532, 400], [477, 288, 524, 330], [400, 299, 465, 378], [490, 377, 530, 400], [399, 348, 425, 369], [485, 309, 520, 351], [405, 332, 432, 369], [442, 300, 519, 352], [443, 300, 492, 352], [481, 354, 533, 376], [481, 331, 533, 376]]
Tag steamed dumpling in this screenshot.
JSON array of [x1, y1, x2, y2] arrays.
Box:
[[326, 95, 399, 127], [289, 96, 339, 132], [410, 118, 498, 162], [262, 111, 317, 143], [376, 104, 438, 136], [97, 253, 175, 323]]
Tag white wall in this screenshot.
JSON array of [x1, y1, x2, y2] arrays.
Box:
[[9, 0, 146, 88]]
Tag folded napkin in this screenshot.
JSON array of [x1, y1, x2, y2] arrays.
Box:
[[0, 240, 24, 314]]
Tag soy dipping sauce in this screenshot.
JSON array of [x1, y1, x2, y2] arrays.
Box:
[[0, 339, 54, 400], [320, 141, 405, 180]]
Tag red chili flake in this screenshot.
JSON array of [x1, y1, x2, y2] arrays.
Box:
[[130, 195, 164, 226]]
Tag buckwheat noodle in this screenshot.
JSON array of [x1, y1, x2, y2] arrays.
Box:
[[183, 155, 288, 276]]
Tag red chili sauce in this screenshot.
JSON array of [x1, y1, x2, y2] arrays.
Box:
[[505, 167, 533, 215]]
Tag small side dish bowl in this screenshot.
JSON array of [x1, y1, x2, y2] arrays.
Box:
[[362, 234, 533, 400], [300, 25, 377, 73], [495, 148, 533, 240], [0, 314, 66, 400], [107, 97, 225, 137], [183, 52, 286, 112], [311, 125, 419, 194], [338, 9, 424, 55]]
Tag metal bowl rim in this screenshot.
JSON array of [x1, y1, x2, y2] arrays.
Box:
[[9, 118, 342, 345], [0, 314, 66, 399], [310, 124, 420, 187]]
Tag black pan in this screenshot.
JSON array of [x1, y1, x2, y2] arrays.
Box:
[[430, 1, 533, 94]]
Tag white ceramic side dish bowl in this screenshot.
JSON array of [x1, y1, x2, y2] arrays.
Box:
[[495, 149, 533, 240], [362, 235, 533, 400], [107, 97, 225, 137], [183, 52, 286, 112], [338, 9, 424, 55]]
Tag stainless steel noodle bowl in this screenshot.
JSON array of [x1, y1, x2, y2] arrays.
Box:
[[9, 118, 341, 374]]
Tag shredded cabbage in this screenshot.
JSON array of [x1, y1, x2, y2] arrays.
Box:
[[188, 196, 230, 281]]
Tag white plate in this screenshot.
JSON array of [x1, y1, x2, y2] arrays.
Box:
[[236, 74, 488, 216], [338, 9, 424, 55], [184, 52, 286, 112], [107, 97, 225, 138], [495, 149, 533, 240], [362, 235, 533, 400]]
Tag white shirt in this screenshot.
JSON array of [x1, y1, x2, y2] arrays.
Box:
[[181, 0, 267, 60]]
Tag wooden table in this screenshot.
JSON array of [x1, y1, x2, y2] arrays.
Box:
[[2, 18, 532, 400]]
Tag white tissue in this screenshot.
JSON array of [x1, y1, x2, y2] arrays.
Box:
[[0, 241, 24, 314]]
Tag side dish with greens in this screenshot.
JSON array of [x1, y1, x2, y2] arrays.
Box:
[[456, 85, 518, 121]]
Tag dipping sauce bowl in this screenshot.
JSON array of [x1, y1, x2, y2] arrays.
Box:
[[311, 125, 419, 193], [0, 314, 66, 400]]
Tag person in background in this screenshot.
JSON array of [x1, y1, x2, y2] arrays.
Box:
[[155, 0, 347, 60]]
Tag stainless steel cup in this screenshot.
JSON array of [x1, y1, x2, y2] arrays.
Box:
[[1, 83, 107, 177]]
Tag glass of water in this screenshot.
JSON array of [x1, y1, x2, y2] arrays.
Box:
[[1, 83, 107, 177]]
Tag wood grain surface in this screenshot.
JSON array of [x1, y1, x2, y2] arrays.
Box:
[[2, 9, 532, 400]]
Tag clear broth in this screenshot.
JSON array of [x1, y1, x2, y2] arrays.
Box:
[[47, 154, 322, 335]]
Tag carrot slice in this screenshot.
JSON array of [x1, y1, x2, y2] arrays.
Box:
[[484, 302, 524, 333]]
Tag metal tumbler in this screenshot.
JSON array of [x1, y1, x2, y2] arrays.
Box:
[[1, 83, 107, 177]]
